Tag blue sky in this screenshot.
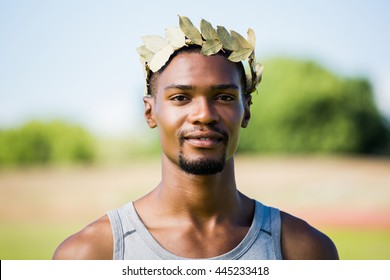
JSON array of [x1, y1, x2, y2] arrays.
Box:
[[1, 0, 389, 136]]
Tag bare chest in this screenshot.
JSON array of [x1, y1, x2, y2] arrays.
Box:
[[148, 225, 250, 259]]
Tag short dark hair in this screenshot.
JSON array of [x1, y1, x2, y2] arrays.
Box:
[[146, 45, 247, 96]]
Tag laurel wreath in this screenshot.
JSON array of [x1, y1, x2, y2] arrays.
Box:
[[137, 15, 263, 94]]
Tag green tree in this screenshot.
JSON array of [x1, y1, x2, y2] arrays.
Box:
[[0, 121, 96, 166], [239, 58, 390, 154]]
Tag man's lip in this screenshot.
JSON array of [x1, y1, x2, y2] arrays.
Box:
[[183, 137, 222, 148], [183, 131, 224, 141], [181, 131, 226, 148]]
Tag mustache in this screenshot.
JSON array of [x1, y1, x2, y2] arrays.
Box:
[[179, 126, 229, 145]]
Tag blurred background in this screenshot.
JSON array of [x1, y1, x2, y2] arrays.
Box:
[[0, 0, 389, 259]]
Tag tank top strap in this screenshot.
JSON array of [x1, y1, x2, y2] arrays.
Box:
[[257, 201, 282, 259], [107, 202, 138, 259]]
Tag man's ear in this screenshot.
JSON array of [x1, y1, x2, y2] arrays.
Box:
[[241, 94, 252, 128], [143, 96, 157, 128]]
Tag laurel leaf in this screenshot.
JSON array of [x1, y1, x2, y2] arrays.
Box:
[[201, 39, 222, 56], [200, 19, 218, 40], [179, 15, 203, 45], [248, 52, 256, 73], [142, 60, 148, 78], [137, 45, 154, 63], [149, 44, 175, 72], [246, 73, 253, 93], [141, 36, 169, 53], [254, 63, 263, 85], [165, 27, 186, 49], [138, 16, 261, 91], [230, 30, 252, 49], [216, 26, 237, 51], [228, 48, 253, 62], [247, 28, 256, 48]]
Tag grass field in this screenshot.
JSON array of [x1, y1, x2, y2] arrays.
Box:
[[327, 228, 390, 259], [1, 155, 389, 259]]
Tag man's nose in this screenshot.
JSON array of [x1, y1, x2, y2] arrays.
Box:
[[188, 97, 219, 125]]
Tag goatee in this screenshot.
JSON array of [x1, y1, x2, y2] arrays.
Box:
[[178, 152, 226, 175], [178, 126, 228, 175]]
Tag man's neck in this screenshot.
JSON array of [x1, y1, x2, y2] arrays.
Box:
[[136, 155, 247, 222]]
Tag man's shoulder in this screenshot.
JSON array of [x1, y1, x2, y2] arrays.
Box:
[[280, 211, 339, 260], [52, 215, 113, 260]]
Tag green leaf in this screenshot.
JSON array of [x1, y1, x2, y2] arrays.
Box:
[[200, 19, 218, 40], [141, 36, 169, 53], [165, 27, 186, 49], [136, 45, 154, 62], [230, 30, 252, 49], [179, 15, 203, 45], [216, 26, 237, 51], [201, 39, 222, 56], [247, 28, 256, 48], [149, 45, 175, 72], [228, 48, 253, 62]]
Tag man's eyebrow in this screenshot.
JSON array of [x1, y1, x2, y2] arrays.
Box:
[[210, 84, 240, 91], [164, 84, 195, 91], [164, 84, 239, 91]]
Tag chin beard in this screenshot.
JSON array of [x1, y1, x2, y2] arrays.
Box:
[[178, 152, 226, 175]]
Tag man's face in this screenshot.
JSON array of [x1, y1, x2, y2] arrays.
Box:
[[144, 52, 251, 175]]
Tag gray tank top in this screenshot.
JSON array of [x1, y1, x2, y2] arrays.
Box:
[[107, 200, 282, 260]]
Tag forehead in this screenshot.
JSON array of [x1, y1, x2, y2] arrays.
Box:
[[156, 52, 241, 92]]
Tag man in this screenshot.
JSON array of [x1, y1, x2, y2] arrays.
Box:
[[53, 16, 338, 260]]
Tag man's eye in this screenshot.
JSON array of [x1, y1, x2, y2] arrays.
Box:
[[216, 95, 235, 101], [171, 95, 189, 102]]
